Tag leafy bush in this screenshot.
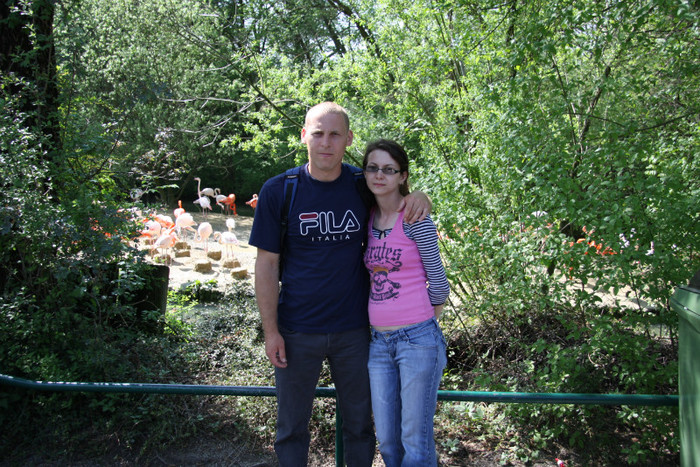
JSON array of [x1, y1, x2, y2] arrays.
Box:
[[441, 296, 678, 464], [0, 75, 204, 460]]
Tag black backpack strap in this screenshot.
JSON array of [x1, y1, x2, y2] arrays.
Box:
[[345, 164, 373, 253], [345, 163, 373, 210], [279, 167, 300, 280]]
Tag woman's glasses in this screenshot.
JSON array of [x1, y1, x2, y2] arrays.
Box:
[[364, 165, 401, 175]]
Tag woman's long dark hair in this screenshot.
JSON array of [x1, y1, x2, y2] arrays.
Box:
[[362, 139, 410, 196]]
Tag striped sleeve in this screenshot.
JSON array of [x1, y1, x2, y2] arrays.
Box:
[[404, 215, 450, 306]]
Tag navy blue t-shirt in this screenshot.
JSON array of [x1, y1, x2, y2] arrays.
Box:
[[249, 163, 370, 333]]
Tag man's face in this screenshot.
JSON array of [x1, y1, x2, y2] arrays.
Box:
[[301, 111, 353, 181]]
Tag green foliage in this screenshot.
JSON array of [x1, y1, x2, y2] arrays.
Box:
[[179, 279, 225, 303], [1, 50, 203, 460], [443, 299, 678, 464], [164, 289, 196, 338]]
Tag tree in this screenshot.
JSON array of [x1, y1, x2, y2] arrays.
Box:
[[1, 0, 59, 172]]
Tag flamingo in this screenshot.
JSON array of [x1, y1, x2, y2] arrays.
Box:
[[173, 200, 185, 218], [194, 177, 212, 218], [175, 212, 197, 240], [139, 219, 161, 245], [144, 218, 162, 233], [194, 177, 216, 198], [226, 217, 236, 232], [222, 193, 237, 215], [193, 195, 212, 217], [246, 194, 258, 210], [153, 228, 178, 261], [214, 231, 239, 259], [215, 188, 228, 214], [154, 214, 175, 229], [195, 221, 213, 253]]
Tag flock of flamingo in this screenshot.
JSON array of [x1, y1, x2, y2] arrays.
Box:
[[192, 177, 239, 217], [133, 178, 258, 265]]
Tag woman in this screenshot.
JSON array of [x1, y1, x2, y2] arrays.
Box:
[[362, 139, 449, 466]]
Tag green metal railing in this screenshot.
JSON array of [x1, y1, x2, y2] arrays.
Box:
[[0, 373, 678, 466]]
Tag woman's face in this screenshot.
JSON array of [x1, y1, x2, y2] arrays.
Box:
[[364, 149, 407, 197]]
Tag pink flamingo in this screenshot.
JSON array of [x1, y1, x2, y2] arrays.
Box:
[[175, 212, 197, 240], [153, 228, 178, 261], [194, 177, 212, 218], [246, 194, 258, 210], [154, 214, 174, 229], [200, 186, 216, 198], [174, 200, 185, 218], [139, 219, 161, 246], [195, 221, 213, 253], [214, 231, 239, 259], [215, 188, 228, 214], [222, 193, 237, 215]]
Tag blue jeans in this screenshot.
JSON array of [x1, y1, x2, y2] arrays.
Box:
[[368, 318, 447, 467], [274, 326, 375, 467]]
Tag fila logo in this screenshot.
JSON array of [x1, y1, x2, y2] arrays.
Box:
[[299, 210, 361, 236]]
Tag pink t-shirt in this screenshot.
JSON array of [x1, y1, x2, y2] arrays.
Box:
[[364, 210, 434, 327]]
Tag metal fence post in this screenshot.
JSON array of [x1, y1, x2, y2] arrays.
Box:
[[335, 398, 344, 467]]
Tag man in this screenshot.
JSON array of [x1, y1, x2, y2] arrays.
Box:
[[249, 102, 430, 466]]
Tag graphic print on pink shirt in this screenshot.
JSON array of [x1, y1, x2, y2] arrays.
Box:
[[369, 266, 401, 301]]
